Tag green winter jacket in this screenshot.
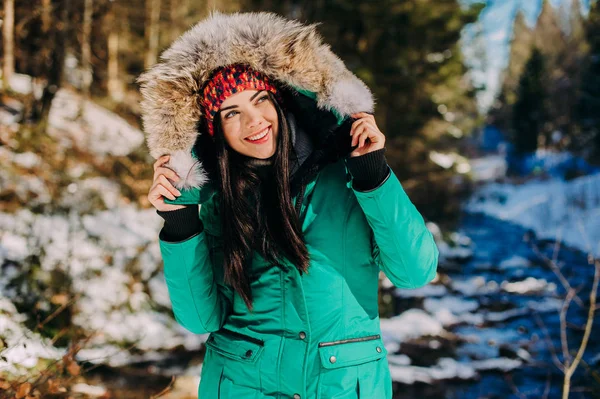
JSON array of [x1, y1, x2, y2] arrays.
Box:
[[160, 158, 438, 399], [138, 11, 439, 399]]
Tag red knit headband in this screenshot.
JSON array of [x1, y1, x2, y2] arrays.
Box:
[[201, 64, 282, 137]]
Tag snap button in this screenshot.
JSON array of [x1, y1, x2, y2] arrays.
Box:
[[245, 349, 253, 358], [293, 394, 301, 399], [376, 346, 382, 353], [299, 331, 306, 340], [329, 355, 337, 364]]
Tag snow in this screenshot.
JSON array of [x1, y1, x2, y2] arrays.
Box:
[[394, 284, 448, 298], [380, 309, 446, 344], [0, 297, 65, 375], [469, 155, 508, 182], [389, 357, 477, 384], [451, 276, 500, 296], [6, 74, 43, 98], [47, 89, 144, 157], [498, 255, 531, 269], [71, 383, 107, 397], [471, 357, 522, 371], [12, 152, 42, 169], [424, 296, 480, 315], [465, 172, 600, 256], [429, 151, 471, 174], [501, 277, 556, 294]]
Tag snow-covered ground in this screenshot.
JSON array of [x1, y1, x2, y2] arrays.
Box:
[[465, 170, 600, 257], [0, 84, 206, 377]]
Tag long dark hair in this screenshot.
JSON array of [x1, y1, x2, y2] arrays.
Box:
[[196, 92, 310, 311]]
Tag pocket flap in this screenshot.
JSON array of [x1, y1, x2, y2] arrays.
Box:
[[318, 334, 387, 369], [206, 329, 264, 363]]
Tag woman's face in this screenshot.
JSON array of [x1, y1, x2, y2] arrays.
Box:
[[218, 89, 279, 159]]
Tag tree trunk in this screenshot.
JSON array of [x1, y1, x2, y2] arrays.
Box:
[[42, 0, 52, 33], [81, 0, 94, 98], [2, 0, 15, 89], [107, 2, 124, 102], [170, 0, 189, 42], [37, 0, 70, 131], [144, 0, 161, 69]]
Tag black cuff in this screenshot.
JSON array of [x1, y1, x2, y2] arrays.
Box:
[[346, 148, 389, 191], [157, 205, 202, 242]]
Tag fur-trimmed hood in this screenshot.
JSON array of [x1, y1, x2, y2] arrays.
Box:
[[137, 11, 374, 190]]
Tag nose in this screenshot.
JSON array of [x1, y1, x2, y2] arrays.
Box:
[[245, 107, 265, 130]]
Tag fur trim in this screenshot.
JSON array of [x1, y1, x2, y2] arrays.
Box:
[[167, 150, 208, 190], [138, 11, 374, 187]]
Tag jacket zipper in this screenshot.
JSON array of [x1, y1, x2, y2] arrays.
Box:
[[318, 334, 380, 348]]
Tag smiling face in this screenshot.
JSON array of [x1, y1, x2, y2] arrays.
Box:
[[218, 89, 279, 159]]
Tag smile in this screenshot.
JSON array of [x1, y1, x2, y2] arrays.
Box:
[[245, 127, 271, 143]]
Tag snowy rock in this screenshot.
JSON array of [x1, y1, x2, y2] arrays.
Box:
[[451, 276, 500, 296], [380, 309, 446, 343], [501, 277, 556, 294], [389, 357, 477, 384], [498, 255, 531, 270]]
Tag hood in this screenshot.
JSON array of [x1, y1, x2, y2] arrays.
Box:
[[137, 11, 374, 191]]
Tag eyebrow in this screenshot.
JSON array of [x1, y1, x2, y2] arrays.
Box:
[[219, 91, 265, 112]]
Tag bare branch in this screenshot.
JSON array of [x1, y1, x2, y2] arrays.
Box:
[[150, 376, 176, 399], [562, 259, 599, 399], [533, 312, 565, 372], [530, 241, 585, 308], [560, 288, 577, 367], [542, 371, 551, 399]]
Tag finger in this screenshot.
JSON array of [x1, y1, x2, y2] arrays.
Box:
[[148, 183, 171, 202], [359, 130, 369, 148], [158, 175, 181, 197], [153, 155, 170, 172], [352, 112, 374, 120], [156, 184, 176, 201], [154, 166, 181, 183], [350, 118, 367, 135], [352, 125, 368, 147]]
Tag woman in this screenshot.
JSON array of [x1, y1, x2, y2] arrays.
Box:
[[138, 12, 439, 399]]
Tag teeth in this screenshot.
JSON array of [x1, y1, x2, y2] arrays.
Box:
[[247, 128, 269, 141]]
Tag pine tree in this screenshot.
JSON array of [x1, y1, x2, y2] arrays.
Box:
[[512, 48, 546, 155], [490, 10, 533, 132], [578, 0, 600, 160], [534, 0, 567, 64]]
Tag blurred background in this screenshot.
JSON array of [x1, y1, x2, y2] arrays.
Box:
[[1, 0, 599, 398]]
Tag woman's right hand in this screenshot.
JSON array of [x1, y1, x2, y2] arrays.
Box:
[[148, 155, 186, 212]]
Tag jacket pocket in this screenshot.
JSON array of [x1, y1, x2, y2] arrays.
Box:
[[205, 328, 265, 364], [316, 334, 389, 399], [317, 334, 386, 369]]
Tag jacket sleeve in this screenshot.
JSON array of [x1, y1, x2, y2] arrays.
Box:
[[159, 198, 233, 334], [345, 162, 439, 289]]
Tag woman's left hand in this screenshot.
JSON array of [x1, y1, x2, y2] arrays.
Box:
[[349, 112, 386, 157]]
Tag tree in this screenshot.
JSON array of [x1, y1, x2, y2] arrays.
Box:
[[578, 0, 600, 161], [81, 0, 94, 100], [534, 0, 567, 65], [2, 0, 15, 89], [106, 1, 124, 102], [489, 10, 533, 132], [512, 48, 546, 155], [144, 0, 161, 69]]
